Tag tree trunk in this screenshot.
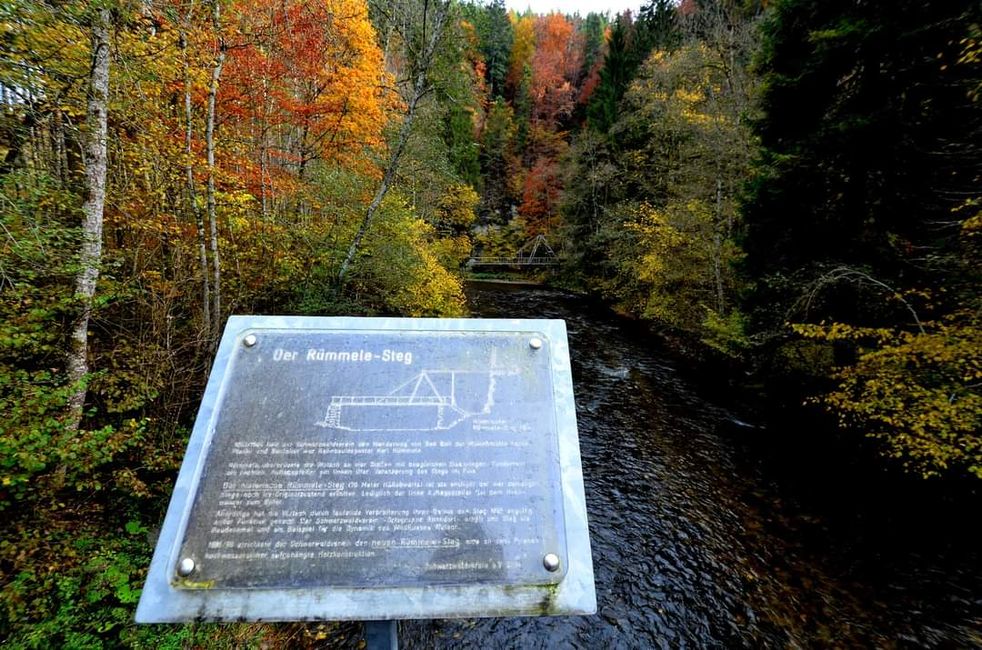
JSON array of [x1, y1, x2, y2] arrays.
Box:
[[335, 99, 417, 285], [65, 8, 111, 430], [712, 174, 725, 313], [53, 108, 68, 185], [181, 29, 212, 340], [205, 0, 226, 342]]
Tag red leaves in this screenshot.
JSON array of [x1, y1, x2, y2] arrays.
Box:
[[529, 14, 584, 128], [519, 156, 563, 235], [222, 0, 392, 174]]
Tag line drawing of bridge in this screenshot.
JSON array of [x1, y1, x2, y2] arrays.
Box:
[[315, 351, 520, 432], [467, 234, 558, 268]]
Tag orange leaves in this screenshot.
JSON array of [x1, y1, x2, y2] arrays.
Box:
[[223, 0, 394, 172], [507, 13, 584, 126], [529, 13, 584, 127], [519, 157, 562, 235]]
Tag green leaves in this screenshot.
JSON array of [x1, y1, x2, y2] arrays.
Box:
[[123, 519, 146, 536], [564, 29, 757, 353]]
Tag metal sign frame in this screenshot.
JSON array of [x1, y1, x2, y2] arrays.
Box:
[[135, 316, 595, 622]]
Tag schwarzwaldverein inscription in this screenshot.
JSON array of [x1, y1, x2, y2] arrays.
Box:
[[176, 329, 566, 589]]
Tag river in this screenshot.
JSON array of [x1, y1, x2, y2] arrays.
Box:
[[336, 282, 981, 648]]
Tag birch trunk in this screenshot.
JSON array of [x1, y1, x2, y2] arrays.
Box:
[[205, 0, 226, 341], [66, 8, 111, 430], [181, 29, 211, 340]]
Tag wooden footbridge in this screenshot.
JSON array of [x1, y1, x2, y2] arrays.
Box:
[[467, 234, 558, 268]]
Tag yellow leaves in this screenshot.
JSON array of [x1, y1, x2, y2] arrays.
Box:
[[798, 312, 982, 478], [507, 14, 536, 91], [957, 31, 981, 65], [792, 322, 897, 343], [675, 87, 706, 104], [632, 42, 735, 130], [618, 199, 733, 329], [348, 198, 466, 318], [627, 200, 712, 266], [954, 197, 982, 243], [436, 184, 480, 229], [0, 4, 87, 110]]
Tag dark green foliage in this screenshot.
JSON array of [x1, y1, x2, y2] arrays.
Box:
[[511, 64, 533, 162], [586, 2, 680, 133], [479, 98, 518, 223], [2, 522, 151, 649], [586, 16, 634, 133], [638, 0, 683, 51], [743, 0, 982, 329], [461, 0, 513, 99], [740, 0, 982, 477], [445, 104, 482, 188], [0, 173, 131, 506], [579, 12, 607, 78], [423, 3, 485, 192]]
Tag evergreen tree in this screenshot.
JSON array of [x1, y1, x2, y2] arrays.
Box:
[[638, 0, 682, 52], [579, 11, 607, 79], [460, 0, 513, 99], [586, 13, 635, 133], [479, 98, 518, 223], [586, 2, 680, 133], [744, 0, 981, 328], [444, 104, 481, 188], [481, 0, 512, 99], [743, 0, 982, 477]]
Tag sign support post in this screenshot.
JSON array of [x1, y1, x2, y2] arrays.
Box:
[[364, 621, 398, 650]]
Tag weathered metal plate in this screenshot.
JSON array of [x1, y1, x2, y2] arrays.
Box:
[[177, 329, 565, 589], [136, 316, 595, 622]]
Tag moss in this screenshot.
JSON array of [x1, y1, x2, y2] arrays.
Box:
[[171, 577, 216, 590]]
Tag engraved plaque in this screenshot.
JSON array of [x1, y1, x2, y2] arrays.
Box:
[[136, 317, 595, 622], [178, 329, 565, 589]]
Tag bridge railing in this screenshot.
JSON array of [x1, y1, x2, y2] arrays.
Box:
[[467, 256, 558, 266]]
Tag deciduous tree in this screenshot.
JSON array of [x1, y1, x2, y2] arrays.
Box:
[[337, 0, 454, 286], [66, 6, 111, 429]]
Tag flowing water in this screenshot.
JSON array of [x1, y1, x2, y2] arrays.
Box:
[[337, 282, 981, 648]]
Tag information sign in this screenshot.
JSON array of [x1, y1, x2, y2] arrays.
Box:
[[136, 316, 594, 622]]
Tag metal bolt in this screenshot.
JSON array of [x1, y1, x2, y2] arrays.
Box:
[[543, 553, 560, 572], [529, 337, 543, 350], [243, 334, 258, 347], [177, 557, 195, 577]]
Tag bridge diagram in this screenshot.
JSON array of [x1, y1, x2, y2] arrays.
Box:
[[315, 351, 520, 432]]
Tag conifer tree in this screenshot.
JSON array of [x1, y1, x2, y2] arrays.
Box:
[[586, 3, 679, 133], [744, 0, 981, 328]]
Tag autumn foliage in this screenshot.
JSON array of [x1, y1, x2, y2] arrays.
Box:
[[0, 1, 473, 645], [223, 0, 394, 177]]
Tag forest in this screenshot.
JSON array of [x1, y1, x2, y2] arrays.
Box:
[[0, 0, 979, 646]]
